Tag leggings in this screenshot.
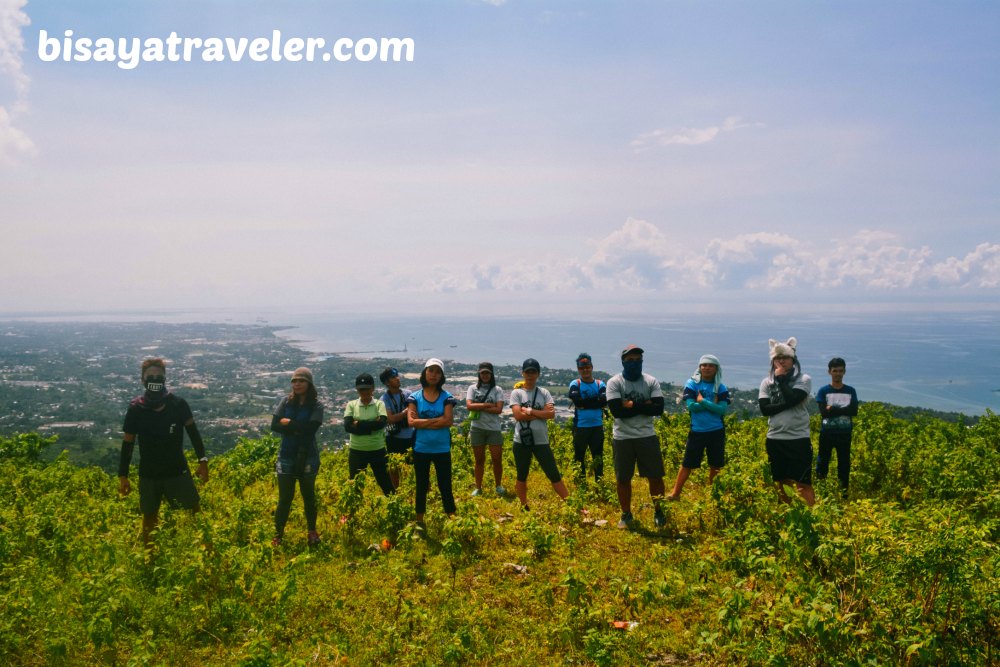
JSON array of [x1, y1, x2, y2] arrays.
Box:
[[413, 451, 456, 515], [572, 426, 605, 480], [275, 473, 318, 536]]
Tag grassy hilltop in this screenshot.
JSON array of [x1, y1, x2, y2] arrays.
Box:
[[1, 406, 998, 666]]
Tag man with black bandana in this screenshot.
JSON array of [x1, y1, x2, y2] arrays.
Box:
[[119, 357, 209, 545], [606, 345, 667, 529]]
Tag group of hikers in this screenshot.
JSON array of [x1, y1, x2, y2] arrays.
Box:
[[118, 337, 858, 546]]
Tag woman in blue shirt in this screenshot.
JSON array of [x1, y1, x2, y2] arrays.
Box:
[[406, 358, 457, 523]]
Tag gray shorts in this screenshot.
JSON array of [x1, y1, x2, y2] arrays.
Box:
[[139, 468, 200, 515], [612, 435, 666, 482], [470, 428, 503, 447]]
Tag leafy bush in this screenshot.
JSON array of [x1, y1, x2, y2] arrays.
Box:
[[0, 413, 997, 665]]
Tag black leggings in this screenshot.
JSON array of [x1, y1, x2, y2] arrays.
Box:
[[275, 473, 318, 536], [572, 426, 604, 480], [348, 448, 395, 496], [413, 451, 456, 515]]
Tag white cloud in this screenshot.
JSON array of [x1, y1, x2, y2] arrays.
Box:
[[0, 105, 33, 164], [393, 220, 1000, 296], [0, 0, 31, 165], [929, 242, 1000, 288], [631, 115, 763, 151]]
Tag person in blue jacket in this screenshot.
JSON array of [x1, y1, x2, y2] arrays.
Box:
[[668, 354, 730, 501], [270, 367, 324, 547]]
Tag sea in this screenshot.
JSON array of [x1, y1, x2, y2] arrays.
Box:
[[266, 309, 1000, 416], [5, 307, 999, 415]]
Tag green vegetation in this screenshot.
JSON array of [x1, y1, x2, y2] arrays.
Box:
[[2, 405, 997, 665]]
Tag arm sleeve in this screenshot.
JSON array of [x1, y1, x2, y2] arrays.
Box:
[[270, 414, 289, 434], [640, 396, 665, 417], [685, 398, 704, 413], [844, 391, 859, 417], [567, 381, 584, 407], [184, 422, 207, 459], [285, 419, 321, 436], [343, 416, 358, 434], [118, 439, 134, 477], [271, 398, 290, 434], [699, 400, 728, 417], [607, 398, 642, 419], [759, 389, 809, 416]]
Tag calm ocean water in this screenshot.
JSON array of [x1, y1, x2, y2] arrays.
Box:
[[7, 308, 997, 414], [274, 311, 1000, 415]]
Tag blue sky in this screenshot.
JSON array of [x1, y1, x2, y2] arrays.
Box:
[[1, 1, 998, 315]]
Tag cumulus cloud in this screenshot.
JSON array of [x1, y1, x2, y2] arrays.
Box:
[[396, 219, 1000, 296], [929, 242, 1000, 288], [0, 0, 32, 164], [631, 116, 763, 152]]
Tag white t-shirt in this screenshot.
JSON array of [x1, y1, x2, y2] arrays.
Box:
[[606, 373, 663, 440], [759, 374, 812, 439]]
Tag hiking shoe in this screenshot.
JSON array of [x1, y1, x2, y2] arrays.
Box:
[[654, 508, 667, 528], [307, 531, 321, 546], [271, 536, 282, 547], [495, 485, 507, 496], [471, 488, 483, 497], [617, 511, 634, 529]]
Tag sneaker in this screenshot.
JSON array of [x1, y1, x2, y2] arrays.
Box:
[[307, 531, 321, 546], [617, 511, 634, 529], [471, 488, 483, 497], [653, 509, 667, 528], [495, 485, 507, 496], [271, 536, 282, 547]]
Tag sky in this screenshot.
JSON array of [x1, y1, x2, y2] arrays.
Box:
[[1, 1, 998, 316]]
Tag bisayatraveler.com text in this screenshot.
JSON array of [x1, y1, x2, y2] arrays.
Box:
[[37, 30, 415, 70]]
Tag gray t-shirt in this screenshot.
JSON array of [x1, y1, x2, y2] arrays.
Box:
[[466, 384, 505, 432], [509, 385, 553, 446], [606, 372, 663, 440], [759, 374, 812, 439]]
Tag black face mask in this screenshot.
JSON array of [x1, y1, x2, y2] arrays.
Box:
[[144, 375, 166, 393], [143, 374, 169, 406]]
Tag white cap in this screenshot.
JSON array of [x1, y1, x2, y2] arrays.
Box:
[[424, 357, 445, 372]]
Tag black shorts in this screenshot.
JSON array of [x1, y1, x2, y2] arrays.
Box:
[[386, 434, 414, 456], [612, 435, 666, 482], [682, 429, 726, 469], [765, 437, 813, 485], [139, 468, 200, 515], [512, 442, 562, 483]]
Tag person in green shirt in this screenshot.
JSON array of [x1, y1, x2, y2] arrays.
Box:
[[343, 373, 394, 496]]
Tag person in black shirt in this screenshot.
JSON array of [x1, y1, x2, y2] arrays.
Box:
[[119, 358, 208, 545]]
